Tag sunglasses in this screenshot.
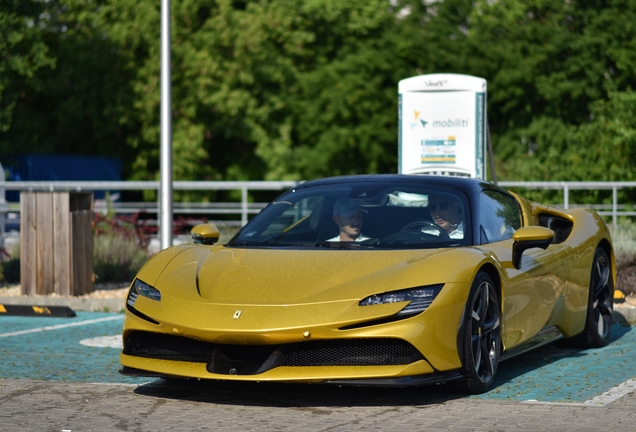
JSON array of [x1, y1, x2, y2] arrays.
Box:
[[428, 201, 451, 211]]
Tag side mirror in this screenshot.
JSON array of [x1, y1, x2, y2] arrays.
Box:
[[191, 223, 221, 245], [512, 226, 554, 269]]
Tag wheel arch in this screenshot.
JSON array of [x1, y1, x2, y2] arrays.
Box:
[[478, 263, 502, 303]]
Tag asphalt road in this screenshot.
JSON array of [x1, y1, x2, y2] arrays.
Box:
[[1, 377, 635, 431], [1, 312, 635, 431]]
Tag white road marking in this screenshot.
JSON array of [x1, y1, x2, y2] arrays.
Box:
[[520, 377, 636, 407], [583, 377, 636, 405], [0, 315, 124, 338], [79, 335, 122, 348]]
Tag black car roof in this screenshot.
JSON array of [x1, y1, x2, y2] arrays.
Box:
[[297, 174, 503, 197]]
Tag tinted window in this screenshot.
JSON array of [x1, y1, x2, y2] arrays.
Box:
[[479, 190, 522, 244], [229, 180, 471, 249]]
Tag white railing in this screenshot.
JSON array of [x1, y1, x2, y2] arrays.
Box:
[[498, 181, 636, 228], [1, 178, 635, 234], [0, 180, 299, 233]]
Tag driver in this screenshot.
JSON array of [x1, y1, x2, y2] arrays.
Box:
[[327, 197, 372, 242], [428, 195, 464, 239]]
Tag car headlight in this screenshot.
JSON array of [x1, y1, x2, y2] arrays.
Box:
[[359, 284, 444, 317], [127, 279, 161, 308]]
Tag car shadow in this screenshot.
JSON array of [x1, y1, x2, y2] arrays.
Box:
[[133, 324, 633, 406], [134, 378, 462, 407]]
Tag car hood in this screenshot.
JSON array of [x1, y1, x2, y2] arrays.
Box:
[[142, 245, 481, 305]]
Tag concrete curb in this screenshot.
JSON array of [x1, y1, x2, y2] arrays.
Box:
[[0, 296, 125, 313], [614, 304, 636, 326]]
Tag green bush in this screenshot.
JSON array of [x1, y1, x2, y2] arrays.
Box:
[[0, 258, 20, 284], [612, 221, 636, 296], [93, 234, 149, 284], [611, 220, 636, 257], [0, 242, 20, 284]]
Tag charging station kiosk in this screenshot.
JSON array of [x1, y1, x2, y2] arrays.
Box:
[[398, 74, 488, 179]]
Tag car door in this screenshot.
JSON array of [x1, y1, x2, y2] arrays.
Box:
[[479, 190, 565, 349]]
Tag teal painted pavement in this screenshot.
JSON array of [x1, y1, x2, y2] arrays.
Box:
[[0, 312, 147, 384], [1, 312, 634, 403], [476, 323, 635, 402]]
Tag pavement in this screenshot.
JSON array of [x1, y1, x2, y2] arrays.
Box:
[[1, 376, 636, 431], [0, 300, 634, 431]]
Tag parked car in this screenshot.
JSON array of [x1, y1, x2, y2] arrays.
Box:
[[120, 174, 614, 393]]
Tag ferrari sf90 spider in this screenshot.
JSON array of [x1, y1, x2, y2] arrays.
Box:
[[120, 175, 615, 393]]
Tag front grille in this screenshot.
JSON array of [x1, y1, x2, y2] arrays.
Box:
[[123, 331, 423, 375], [124, 331, 213, 363], [281, 339, 421, 366]]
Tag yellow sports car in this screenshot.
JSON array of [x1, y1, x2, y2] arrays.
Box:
[[120, 175, 615, 393]]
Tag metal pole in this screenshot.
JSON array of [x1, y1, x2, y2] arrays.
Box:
[[487, 125, 497, 185], [160, 0, 173, 249], [0, 163, 7, 236], [241, 185, 248, 226], [612, 186, 618, 230]]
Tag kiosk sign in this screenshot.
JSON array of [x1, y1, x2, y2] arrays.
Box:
[[398, 74, 487, 179]]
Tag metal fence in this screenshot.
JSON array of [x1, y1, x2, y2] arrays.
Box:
[[0, 180, 299, 234], [498, 181, 636, 228], [1, 178, 635, 236]]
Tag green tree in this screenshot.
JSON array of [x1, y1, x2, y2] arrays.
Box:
[[95, 0, 418, 183], [5, 0, 636, 189], [1, 0, 138, 180], [0, 0, 54, 140], [459, 0, 636, 180], [565, 91, 636, 181], [288, 0, 416, 179], [94, 0, 310, 185]]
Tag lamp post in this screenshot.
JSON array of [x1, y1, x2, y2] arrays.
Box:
[[159, 0, 173, 250]]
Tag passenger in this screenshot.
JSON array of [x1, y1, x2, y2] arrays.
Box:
[[327, 197, 372, 242], [428, 195, 464, 239]]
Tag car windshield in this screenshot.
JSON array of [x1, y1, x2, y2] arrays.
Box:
[[228, 179, 471, 249]]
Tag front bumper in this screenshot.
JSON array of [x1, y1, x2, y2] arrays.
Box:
[[119, 363, 463, 387], [120, 281, 472, 381]]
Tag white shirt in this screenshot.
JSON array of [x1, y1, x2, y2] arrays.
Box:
[[327, 234, 372, 242], [449, 222, 464, 239], [421, 222, 464, 239]]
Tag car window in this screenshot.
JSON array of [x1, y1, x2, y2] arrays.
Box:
[[479, 190, 522, 244], [261, 196, 324, 237], [229, 180, 471, 249]]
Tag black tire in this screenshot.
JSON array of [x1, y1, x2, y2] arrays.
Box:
[[454, 271, 501, 394], [567, 247, 614, 348]]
